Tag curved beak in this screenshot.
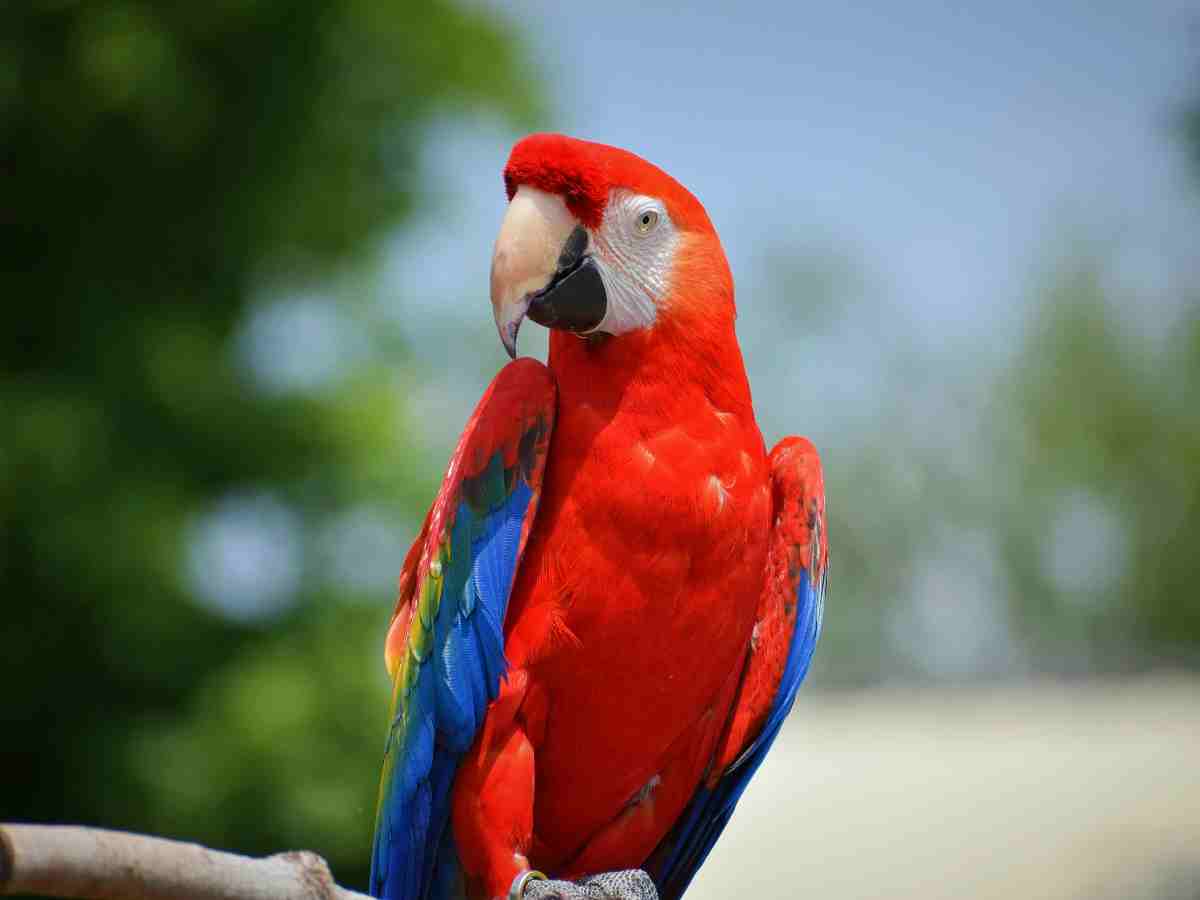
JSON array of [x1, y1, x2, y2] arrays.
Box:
[[490, 185, 608, 358]]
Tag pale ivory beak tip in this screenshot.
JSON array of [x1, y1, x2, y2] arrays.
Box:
[[502, 318, 520, 359]]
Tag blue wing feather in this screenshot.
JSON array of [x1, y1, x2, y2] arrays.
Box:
[[370, 361, 555, 900]]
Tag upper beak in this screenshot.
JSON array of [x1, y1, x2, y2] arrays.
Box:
[[490, 185, 607, 358]]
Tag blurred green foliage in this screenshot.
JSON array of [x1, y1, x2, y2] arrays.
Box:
[[809, 99, 1200, 684], [993, 258, 1200, 667], [808, 250, 1199, 685], [1, 0, 541, 891], [986, 67, 1200, 667], [1186, 81, 1200, 190]]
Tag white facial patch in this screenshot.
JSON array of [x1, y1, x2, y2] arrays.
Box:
[[587, 189, 679, 336]]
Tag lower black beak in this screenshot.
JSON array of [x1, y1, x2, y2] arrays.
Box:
[[526, 225, 607, 337]]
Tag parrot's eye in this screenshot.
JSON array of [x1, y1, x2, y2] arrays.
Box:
[[635, 209, 660, 235]]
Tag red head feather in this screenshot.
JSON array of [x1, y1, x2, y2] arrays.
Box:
[[503, 133, 715, 235]]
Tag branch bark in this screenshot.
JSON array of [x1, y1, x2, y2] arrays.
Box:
[[0, 824, 372, 900]]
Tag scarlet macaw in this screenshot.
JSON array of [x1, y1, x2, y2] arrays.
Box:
[[370, 134, 827, 900]]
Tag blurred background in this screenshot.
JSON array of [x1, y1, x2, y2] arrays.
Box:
[[2, 2, 1198, 898]]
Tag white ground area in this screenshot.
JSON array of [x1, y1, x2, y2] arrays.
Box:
[[688, 677, 1200, 900]]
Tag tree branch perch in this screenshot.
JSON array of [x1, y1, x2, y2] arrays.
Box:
[[0, 824, 372, 900]]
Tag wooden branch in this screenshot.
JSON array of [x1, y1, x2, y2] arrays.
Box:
[[0, 824, 373, 900]]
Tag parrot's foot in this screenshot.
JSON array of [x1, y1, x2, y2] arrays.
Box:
[[510, 869, 659, 900]]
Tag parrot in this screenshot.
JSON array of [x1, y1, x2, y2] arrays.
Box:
[[369, 133, 827, 900]]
